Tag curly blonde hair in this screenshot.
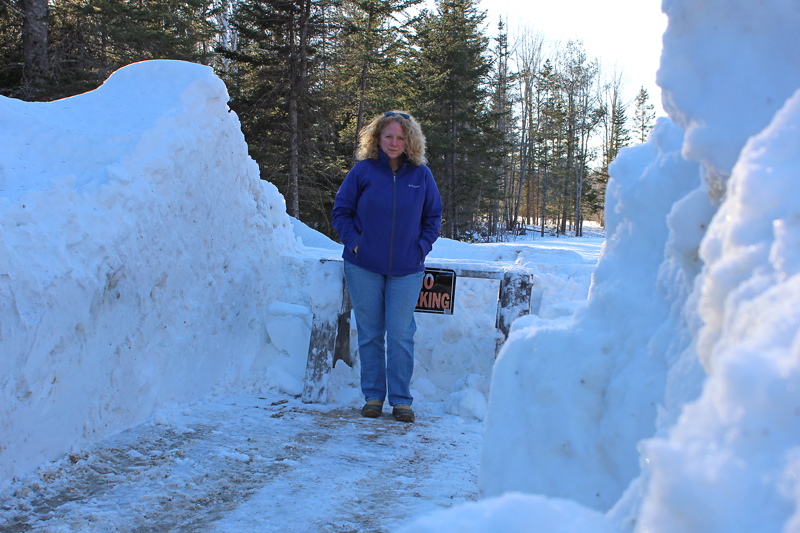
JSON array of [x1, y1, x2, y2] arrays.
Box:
[[356, 111, 427, 166]]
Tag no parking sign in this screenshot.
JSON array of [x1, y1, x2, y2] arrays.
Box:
[[415, 268, 457, 315]]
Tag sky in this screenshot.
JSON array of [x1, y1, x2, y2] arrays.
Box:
[[476, 0, 668, 115]]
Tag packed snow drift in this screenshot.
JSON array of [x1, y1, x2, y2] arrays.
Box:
[[0, 60, 309, 481]]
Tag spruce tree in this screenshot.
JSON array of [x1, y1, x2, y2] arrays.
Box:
[[593, 69, 630, 224], [322, 0, 420, 156], [536, 59, 568, 235], [0, 0, 24, 97], [488, 18, 515, 239], [409, 0, 501, 240], [633, 85, 655, 143], [22, 0, 49, 91], [220, 0, 351, 231], [4, 0, 218, 100]]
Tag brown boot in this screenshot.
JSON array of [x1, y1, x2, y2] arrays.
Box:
[[392, 404, 414, 423], [361, 400, 383, 418]]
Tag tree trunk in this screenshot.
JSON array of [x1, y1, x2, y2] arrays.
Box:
[[513, 127, 528, 232], [22, 0, 48, 86], [355, 5, 375, 136], [540, 159, 547, 237], [287, 0, 311, 218]]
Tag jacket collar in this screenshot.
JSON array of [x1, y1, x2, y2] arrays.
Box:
[[378, 149, 411, 174]]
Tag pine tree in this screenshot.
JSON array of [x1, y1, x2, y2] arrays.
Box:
[[536, 58, 568, 235], [0, 0, 25, 97], [633, 85, 655, 143], [220, 0, 355, 231], [410, 0, 501, 240], [22, 0, 49, 91], [349, 0, 420, 134], [221, 0, 315, 218], [594, 67, 630, 224], [4, 0, 219, 100], [488, 18, 516, 240], [322, 0, 420, 155]]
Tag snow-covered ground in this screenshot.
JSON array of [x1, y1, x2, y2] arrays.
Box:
[[4, 0, 800, 530], [1, 392, 486, 531]]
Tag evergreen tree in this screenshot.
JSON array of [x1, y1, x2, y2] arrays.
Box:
[[0, 0, 25, 97], [593, 67, 629, 223], [220, 0, 350, 230], [536, 58, 568, 235], [609, 101, 630, 162], [633, 85, 655, 143], [350, 0, 420, 134], [3, 0, 218, 100], [322, 0, 420, 156], [22, 0, 49, 92], [410, 0, 501, 240], [488, 18, 515, 239]]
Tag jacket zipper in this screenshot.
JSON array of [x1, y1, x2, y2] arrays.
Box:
[[388, 170, 397, 275]]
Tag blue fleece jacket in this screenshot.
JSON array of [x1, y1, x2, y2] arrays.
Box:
[[332, 151, 443, 276]]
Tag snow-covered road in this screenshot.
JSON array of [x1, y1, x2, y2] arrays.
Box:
[[2, 393, 483, 532]]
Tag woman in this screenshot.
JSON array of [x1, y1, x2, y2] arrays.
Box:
[[332, 111, 442, 423]]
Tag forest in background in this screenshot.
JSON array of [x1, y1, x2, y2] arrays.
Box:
[[1, 0, 656, 240]]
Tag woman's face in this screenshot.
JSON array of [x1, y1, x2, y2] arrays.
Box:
[[379, 120, 406, 162]]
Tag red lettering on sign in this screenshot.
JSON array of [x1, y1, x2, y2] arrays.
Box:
[[424, 273, 434, 289], [442, 294, 450, 310], [418, 292, 429, 307], [431, 293, 441, 308]]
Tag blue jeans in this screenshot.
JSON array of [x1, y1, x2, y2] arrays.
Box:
[[344, 261, 424, 407]]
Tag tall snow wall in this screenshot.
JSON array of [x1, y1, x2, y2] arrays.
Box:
[[481, 0, 800, 508], [0, 60, 329, 482]]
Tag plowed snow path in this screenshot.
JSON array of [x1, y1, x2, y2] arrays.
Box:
[[1, 394, 482, 532]]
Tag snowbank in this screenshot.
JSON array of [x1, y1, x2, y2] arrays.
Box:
[[479, 118, 701, 510], [637, 86, 800, 533], [658, 0, 800, 198], [0, 60, 318, 482], [396, 492, 615, 533]]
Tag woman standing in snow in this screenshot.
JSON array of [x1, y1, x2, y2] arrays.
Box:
[[332, 111, 442, 423]]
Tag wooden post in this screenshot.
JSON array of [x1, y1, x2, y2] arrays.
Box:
[[495, 272, 534, 356], [334, 277, 352, 367], [302, 261, 345, 403]]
